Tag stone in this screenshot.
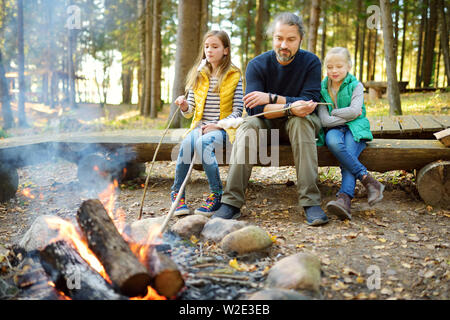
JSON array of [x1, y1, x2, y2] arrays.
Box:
[[220, 225, 273, 256], [247, 288, 311, 300], [18, 215, 64, 251], [266, 252, 321, 295], [122, 217, 165, 244], [201, 217, 247, 243], [170, 215, 209, 239]]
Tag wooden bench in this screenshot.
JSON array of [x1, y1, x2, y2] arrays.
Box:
[[1, 129, 449, 208], [369, 115, 450, 139], [363, 81, 409, 99]]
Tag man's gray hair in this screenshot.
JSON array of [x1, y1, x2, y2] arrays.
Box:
[[266, 12, 305, 38]]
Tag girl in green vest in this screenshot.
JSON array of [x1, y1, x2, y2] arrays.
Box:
[[172, 30, 244, 216], [318, 47, 384, 220]]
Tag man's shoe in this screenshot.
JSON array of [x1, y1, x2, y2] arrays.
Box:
[[304, 206, 329, 226], [361, 174, 385, 206], [195, 192, 222, 217], [326, 193, 352, 220], [170, 191, 191, 216], [211, 203, 241, 220]]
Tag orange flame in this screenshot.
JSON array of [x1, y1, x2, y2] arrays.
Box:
[[97, 179, 126, 233], [44, 216, 111, 283], [130, 286, 167, 300]]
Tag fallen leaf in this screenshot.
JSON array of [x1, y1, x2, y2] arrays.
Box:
[[356, 276, 365, 284], [381, 288, 393, 295], [378, 238, 387, 243], [190, 235, 199, 244], [423, 270, 435, 278], [401, 263, 412, 269]]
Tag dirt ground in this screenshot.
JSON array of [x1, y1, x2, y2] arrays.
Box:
[[0, 158, 448, 300], [1, 102, 449, 300]]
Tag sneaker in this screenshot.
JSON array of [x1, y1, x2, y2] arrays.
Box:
[[304, 206, 329, 226], [170, 191, 191, 216], [195, 193, 222, 217], [211, 203, 241, 220]]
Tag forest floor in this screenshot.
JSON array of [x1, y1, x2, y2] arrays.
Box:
[[0, 92, 449, 300]]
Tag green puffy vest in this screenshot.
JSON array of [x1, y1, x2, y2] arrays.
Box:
[[317, 73, 373, 146]]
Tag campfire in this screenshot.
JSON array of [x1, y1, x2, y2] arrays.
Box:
[[9, 178, 184, 300]]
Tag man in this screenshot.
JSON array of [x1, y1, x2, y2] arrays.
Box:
[[212, 12, 328, 226]]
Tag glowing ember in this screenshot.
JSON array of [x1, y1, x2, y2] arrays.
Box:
[[21, 188, 35, 199], [44, 216, 111, 283]]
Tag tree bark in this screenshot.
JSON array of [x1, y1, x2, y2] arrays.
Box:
[[380, 0, 402, 115], [143, 0, 153, 117], [437, 0, 450, 86], [40, 240, 126, 300], [150, 0, 162, 118], [254, 0, 265, 56], [17, 0, 27, 126], [359, 18, 366, 82], [354, 0, 361, 76], [76, 199, 151, 297], [308, 0, 321, 54], [169, 0, 203, 128], [0, 49, 13, 129], [421, 0, 438, 87], [399, 3, 408, 81], [146, 249, 184, 298], [415, 4, 426, 88], [137, 0, 146, 114]]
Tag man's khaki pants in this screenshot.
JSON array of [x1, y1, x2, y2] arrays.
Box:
[[221, 114, 322, 208]]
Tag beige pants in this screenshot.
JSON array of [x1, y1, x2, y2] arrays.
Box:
[[221, 114, 322, 208]]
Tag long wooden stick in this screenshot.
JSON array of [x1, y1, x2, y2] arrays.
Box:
[[138, 105, 180, 220], [245, 101, 332, 120]]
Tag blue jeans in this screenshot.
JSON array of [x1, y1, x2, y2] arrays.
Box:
[[325, 126, 368, 198], [172, 128, 228, 196]]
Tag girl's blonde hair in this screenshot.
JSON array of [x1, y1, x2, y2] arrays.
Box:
[[324, 47, 353, 69], [324, 47, 353, 106], [185, 30, 238, 93]]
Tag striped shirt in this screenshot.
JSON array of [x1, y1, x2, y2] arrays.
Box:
[[182, 77, 244, 126]]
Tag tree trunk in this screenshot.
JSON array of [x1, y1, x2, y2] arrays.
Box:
[[150, 0, 161, 118], [138, 0, 146, 114], [354, 0, 361, 76], [421, 0, 438, 87], [366, 29, 373, 82], [359, 19, 366, 82], [307, 0, 321, 54], [399, 3, 408, 81], [0, 49, 13, 130], [415, 4, 426, 88], [372, 28, 378, 81], [169, 0, 203, 128], [76, 199, 151, 297], [254, 0, 265, 56], [121, 61, 132, 104], [437, 0, 450, 86], [380, 0, 402, 115], [17, 0, 27, 126], [143, 0, 153, 117], [321, 5, 327, 63]]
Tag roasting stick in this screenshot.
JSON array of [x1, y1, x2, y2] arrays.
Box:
[[216, 102, 333, 129], [137, 104, 181, 220], [159, 127, 203, 235]]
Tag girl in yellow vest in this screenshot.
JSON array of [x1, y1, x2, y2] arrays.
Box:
[[172, 30, 243, 216]]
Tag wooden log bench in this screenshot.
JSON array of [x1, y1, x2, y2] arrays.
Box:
[[363, 81, 409, 99], [1, 128, 449, 208]]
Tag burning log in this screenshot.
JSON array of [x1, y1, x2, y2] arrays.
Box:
[[39, 241, 125, 300], [0, 163, 18, 202], [76, 199, 151, 297], [146, 249, 185, 298]]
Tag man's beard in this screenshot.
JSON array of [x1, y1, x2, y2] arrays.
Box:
[[276, 48, 297, 62]]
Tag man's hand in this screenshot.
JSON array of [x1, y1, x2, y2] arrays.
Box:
[[243, 91, 270, 109], [290, 100, 317, 118], [201, 123, 221, 134], [174, 95, 189, 112]]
